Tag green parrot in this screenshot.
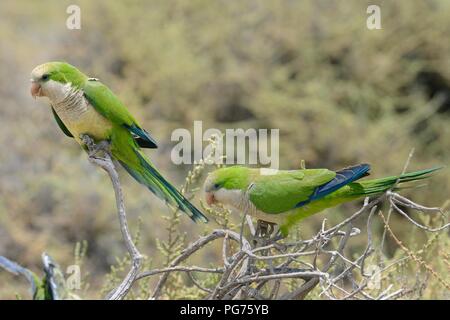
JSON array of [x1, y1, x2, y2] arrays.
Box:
[[30, 62, 207, 223], [203, 164, 441, 235]]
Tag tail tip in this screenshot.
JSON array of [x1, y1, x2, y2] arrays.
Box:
[[193, 214, 209, 223], [179, 204, 209, 223], [190, 212, 209, 224]]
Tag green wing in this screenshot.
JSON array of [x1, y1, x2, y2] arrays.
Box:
[[248, 169, 336, 214], [51, 107, 73, 138], [83, 79, 158, 148]]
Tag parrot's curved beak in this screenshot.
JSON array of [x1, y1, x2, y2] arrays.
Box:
[[205, 192, 216, 206], [30, 81, 43, 99]]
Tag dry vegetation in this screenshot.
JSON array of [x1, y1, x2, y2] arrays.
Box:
[[90, 139, 450, 300], [0, 0, 449, 299]]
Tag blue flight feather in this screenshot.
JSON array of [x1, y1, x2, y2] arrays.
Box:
[[296, 164, 371, 207], [125, 124, 158, 149]]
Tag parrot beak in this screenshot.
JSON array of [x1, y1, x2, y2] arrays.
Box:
[[205, 192, 216, 206], [30, 80, 43, 99]]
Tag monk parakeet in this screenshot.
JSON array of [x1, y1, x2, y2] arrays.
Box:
[[204, 164, 441, 235], [30, 62, 207, 223]]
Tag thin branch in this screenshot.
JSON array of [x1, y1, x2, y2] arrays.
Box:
[[136, 266, 224, 280], [81, 136, 143, 300], [151, 229, 251, 299], [380, 149, 415, 252]]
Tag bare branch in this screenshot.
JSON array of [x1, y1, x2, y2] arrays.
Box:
[[81, 135, 143, 300]]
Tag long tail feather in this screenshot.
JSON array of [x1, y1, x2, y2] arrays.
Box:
[[116, 145, 208, 223], [349, 166, 443, 197]]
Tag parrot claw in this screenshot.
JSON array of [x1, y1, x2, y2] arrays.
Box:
[[90, 141, 111, 157], [80, 134, 95, 149], [80, 134, 111, 158], [252, 220, 282, 247]]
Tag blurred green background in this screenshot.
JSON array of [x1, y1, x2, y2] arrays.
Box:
[[0, 0, 449, 299]]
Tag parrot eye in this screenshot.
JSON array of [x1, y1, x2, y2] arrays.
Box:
[[214, 183, 221, 190], [41, 74, 50, 81]]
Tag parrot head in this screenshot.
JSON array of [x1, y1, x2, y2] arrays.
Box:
[[30, 62, 87, 101], [203, 166, 251, 207]]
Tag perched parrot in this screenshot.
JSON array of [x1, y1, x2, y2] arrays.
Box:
[[30, 62, 207, 223], [203, 164, 441, 235]]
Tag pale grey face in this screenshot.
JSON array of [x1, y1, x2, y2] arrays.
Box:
[[30, 65, 51, 98], [203, 174, 243, 208], [203, 174, 220, 206], [31, 77, 70, 104], [30, 64, 70, 102], [212, 188, 243, 208]]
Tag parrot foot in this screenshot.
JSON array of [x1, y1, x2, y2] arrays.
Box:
[[252, 220, 281, 247], [80, 134, 111, 158]]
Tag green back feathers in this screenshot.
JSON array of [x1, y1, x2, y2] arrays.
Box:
[[249, 172, 312, 213], [249, 169, 335, 213], [83, 79, 158, 148], [82, 79, 137, 127]]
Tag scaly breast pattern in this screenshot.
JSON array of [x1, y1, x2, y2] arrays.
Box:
[[52, 89, 113, 144]]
